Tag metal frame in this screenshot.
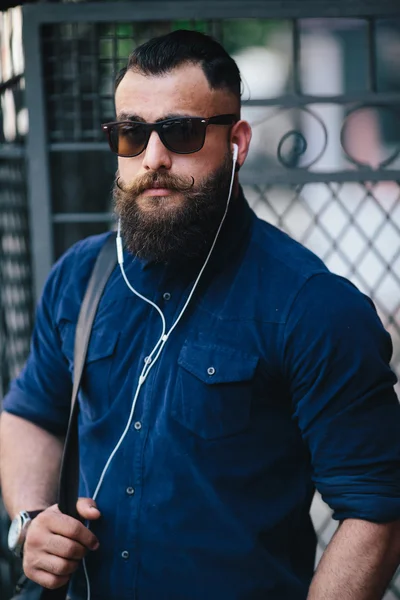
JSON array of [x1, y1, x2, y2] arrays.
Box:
[[22, 0, 400, 299], [23, 12, 54, 302], [22, 1, 400, 21]]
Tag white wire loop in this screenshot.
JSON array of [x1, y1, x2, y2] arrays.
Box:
[[83, 152, 237, 600]]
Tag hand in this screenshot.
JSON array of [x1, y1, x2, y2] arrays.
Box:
[[23, 498, 101, 590]]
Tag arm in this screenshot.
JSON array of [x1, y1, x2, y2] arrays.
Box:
[[0, 244, 102, 588], [308, 518, 400, 600], [282, 273, 400, 595], [0, 411, 64, 516], [0, 242, 78, 514], [0, 410, 102, 590]]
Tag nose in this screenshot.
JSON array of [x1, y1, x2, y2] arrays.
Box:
[[142, 131, 172, 171]]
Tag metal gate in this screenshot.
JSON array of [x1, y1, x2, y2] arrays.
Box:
[[2, 0, 400, 597]]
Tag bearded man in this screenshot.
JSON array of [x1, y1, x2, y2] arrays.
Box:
[[1, 30, 400, 600]]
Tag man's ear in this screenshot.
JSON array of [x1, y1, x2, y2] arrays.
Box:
[[231, 120, 252, 171]]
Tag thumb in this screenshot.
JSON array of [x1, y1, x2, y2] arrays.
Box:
[[76, 497, 101, 521]]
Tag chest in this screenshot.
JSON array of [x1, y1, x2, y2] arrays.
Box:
[[57, 267, 290, 441]]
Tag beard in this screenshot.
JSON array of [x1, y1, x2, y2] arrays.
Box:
[[113, 152, 233, 264]]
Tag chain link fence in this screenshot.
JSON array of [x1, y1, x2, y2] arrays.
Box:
[[246, 180, 400, 597]]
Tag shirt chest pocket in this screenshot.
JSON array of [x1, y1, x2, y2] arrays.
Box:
[[60, 321, 120, 422], [172, 342, 258, 440]]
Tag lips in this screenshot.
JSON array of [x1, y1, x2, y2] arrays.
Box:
[[141, 187, 174, 197]]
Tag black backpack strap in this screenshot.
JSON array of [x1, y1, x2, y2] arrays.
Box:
[[41, 233, 117, 600], [59, 232, 117, 516]]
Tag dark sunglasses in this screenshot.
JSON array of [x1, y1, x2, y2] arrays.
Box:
[[101, 114, 238, 157]]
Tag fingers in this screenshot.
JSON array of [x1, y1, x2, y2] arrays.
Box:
[[43, 505, 99, 550], [28, 569, 71, 590], [37, 554, 79, 577], [22, 501, 100, 590], [76, 497, 101, 522], [45, 534, 87, 561], [23, 551, 79, 590]]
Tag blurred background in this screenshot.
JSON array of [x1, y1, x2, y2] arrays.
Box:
[[1, 0, 400, 597]]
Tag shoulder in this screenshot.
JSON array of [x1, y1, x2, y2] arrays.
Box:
[[245, 213, 381, 327], [242, 215, 331, 322], [55, 231, 114, 272], [281, 268, 392, 373], [251, 215, 328, 282], [41, 231, 115, 323]]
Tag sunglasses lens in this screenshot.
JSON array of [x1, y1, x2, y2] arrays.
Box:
[[110, 123, 148, 157], [162, 119, 206, 153]]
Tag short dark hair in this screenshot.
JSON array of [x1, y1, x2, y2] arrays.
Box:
[[115, 29, 241, 102]]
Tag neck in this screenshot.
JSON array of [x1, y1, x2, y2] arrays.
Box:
[[232, 175, 240, 198]]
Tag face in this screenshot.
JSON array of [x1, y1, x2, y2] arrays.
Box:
[[113, 62, 251, 263]]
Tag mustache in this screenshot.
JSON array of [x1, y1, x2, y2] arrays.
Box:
[[116, 172, 195, 194]]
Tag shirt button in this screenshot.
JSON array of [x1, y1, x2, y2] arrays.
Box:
[[126, 487, 135, 496], [163, 292, 171, 301], [144, 356, 151, 364], [134, 421, 142, 430], [207, 366, 216, 376], [121, 550, 129, 559]]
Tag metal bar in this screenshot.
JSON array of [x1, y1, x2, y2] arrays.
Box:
[[0, 145, 25, 159], [49, 143, 110, 151], [46, 169, 400, 187], [209, 19, 224, 42], [46, 90, 400, 107], [45, 91, 400, 151], [47, 140, 400, 184], [367, 18, 377, 93], [242, 91, 400, 107], [292, 19, 301, 95], [92, 25, 101, 142], [22, 1, 400, 24], [23, 12, 54, 302], [240, 168, 400, 185], [52, 213, 114, 223], [54, 26, 62, 142], [0, 74, 23, 94], [112, 23, 118, 94], [72, 23, 82, 141]]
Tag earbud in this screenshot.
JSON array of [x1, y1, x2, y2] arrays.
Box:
[[232, 143, 239, 162]]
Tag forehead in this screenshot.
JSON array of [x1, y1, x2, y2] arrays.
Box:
[[115, 63, 236, 120]]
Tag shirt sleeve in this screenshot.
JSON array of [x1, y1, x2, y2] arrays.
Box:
[[2, 256, 73, 436], [283, 271, 400, 523]]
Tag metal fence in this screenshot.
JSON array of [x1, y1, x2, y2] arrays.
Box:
[[0, 68, 33, 600], [1, 0, 400, 597]]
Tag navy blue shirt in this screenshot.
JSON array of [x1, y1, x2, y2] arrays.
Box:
[[4, 191, 400, 600]]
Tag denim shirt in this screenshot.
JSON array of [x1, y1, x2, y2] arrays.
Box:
[[4, 191, 400, 600]]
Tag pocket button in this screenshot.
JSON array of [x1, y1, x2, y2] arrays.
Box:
[[207, 366, 216, 376]]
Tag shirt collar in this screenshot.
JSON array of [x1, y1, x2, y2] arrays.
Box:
[[205, 185, 253, 275]]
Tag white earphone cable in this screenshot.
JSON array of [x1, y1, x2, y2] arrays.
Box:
[[84, 146, 238, 600]]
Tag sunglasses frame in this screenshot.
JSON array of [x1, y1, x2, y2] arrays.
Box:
[[101, 113, 238, 157]]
